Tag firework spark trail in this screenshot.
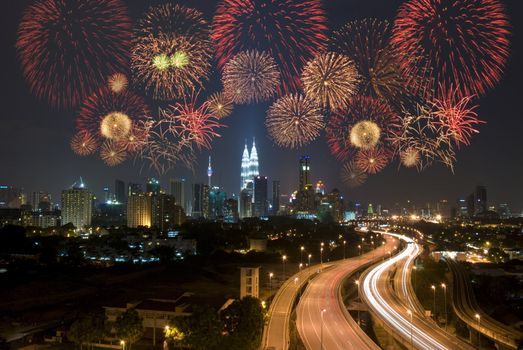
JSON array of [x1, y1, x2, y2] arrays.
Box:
[[100, 140, 127, 167], [266, 94, 324, 149], [212, 0, 327, 94], [207, 92, 234, 119], [70, 131, 99, 156], [341, 161, 368, 188], [17, 0, 131, 109], [355, 147, 390, 174]]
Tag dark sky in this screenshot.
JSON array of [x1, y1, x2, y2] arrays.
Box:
[[0, 0, 522, 211]]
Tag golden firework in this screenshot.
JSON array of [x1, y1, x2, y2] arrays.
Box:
[[301, 52, 360, 110], [100, 140, 126, 166], [341, 161, 367, 188], [222, 50, 280, 104], [400, 147, 421, 168], [70, 131, 98, 156], [266, 94, 324, 149], [107, 73, 128, 93], [100, 112, 132, 140], [350, 120, 381, 150], [207, 92, 234, 119]]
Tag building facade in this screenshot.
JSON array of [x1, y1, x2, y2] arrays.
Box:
[[61, 184, 93, 229]]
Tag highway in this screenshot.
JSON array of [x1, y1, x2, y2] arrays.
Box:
[[262, 261, 336, 350], [444, 257, 522, 349], [360, 231, 475, 350], [296, 236, 396, 350]]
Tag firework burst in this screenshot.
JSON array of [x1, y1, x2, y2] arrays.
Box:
[[355, 147, 390, 174], [70, 131, 98, 156], [392, 0, 511, 98], [266, 94, 324, 149], [100, 140, 127, 166], [400, 148, 421, 169], [222, 50, 280, 104], [17, 0, 131, 109], [341, 161, 367, 188], [77, 87, 150, 142], [326, 96, 400, 161], [301, 52, 360, 111], [212, 0, 327, 94], [207, 92, 234, 119], [131, 33, 211, 100], [431, 86, 484, 147], [108, 73, 128, 93], [331, 19, 404, 101]]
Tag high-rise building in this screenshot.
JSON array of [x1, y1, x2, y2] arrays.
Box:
[[208, 186, 227, 220], [240, 187, 253, 219], [169, 178, 186, 210], [114, 180, 126, 204], [192, 183, 205, 218], [31, 191, 51, 212], [202, 185, 210, 219], [241, 143, 251, 190], [299, 156, 311, 190], [272, 180, 280, 215], [475, 185, 487, 215], [224, 198, 239, 223], [253, 176, 268, 217], [466, 193, 475, 217], [0, 185, 24, 208], [127, 192, 152, 228], [239, 138, 260, 217], [128, 183, 142, 197], [146, 178, 161, 195], [154, 194, 185, 231], [103, 186, 111, 203], [315, 180, 325, 195], [207, 156, 213, 187], [61, 179, 93, 229], [249, 138, 259, 179]]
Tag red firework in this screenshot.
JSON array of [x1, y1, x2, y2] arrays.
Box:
[[325, 96, 400, 161], [162, 97, 225, 150], [76, 87, 150, 141], [355, 147, 390, 174], [17, 0, 131, 109], [212, 0, 327, 94], [392, 0, 511, 98], [431, 86, 485, 147]]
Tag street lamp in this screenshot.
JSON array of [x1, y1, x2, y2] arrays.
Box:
[[269, 272, 274, 294], [355, 280, 360, 325], [282, 255, 287, 279], [299, 263, 303, 271], [431, 285, 436, 320], [294, 277, 298, 285], [412, 265, 417, 291], [407, 309, 413, 350], [300, 246, 305, 264], [441, 283, 447, 331], [308, 254, 312, 266], [120, 340, 125, 350], [343, 240, 346, 259], [475, 314, 481, 349], [320, 309, 327, 350], [320, 247, 324, 269], [358, 245, 362, 257]]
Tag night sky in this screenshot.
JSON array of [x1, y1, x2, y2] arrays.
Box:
[[1, 0, 522, 211]]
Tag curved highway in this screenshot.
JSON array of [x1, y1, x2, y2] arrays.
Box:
[[444, 257, 522, 349], [360, 232, 475, 350], [296, 236, 396, 350]]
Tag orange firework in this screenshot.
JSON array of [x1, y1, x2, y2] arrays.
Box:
[[108, 73, 128, 93], [266, 94, 324, 148], [207, 92, 234, 119], [100, 140, 126, 166], [355, 147, 390, 174], [70, 131, 98, 156], [222, 50, 280, 104], [301, 52, 360, 111]]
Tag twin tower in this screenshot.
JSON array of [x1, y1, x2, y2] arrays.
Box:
[[240, 138, 259, 190]]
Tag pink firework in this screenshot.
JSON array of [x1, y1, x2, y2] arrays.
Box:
[[355, 147, 390, 174], [431, 86, 485, 147]]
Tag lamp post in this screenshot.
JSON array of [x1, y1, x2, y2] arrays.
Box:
[[120, 340, 125, 350], [475, 314, 481, 349], [407, 309, 413, 350], [282, 255, 287, 279], [269, 272, 274, 294], [300, 246, 305, 264], [343, 240, 346, 260], [308, 254, 312, 266], [431, 285, 436, 320], [320, 247, 324, 269], [355, 280, 360, 325], [358, 245, 362, 257], [441, 283, 447, 331], [320, 309, 327, 350]]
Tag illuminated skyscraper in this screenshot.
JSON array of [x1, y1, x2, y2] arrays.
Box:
[[241, 143, 250, 190], [299, 156, 311, 190], [207, 156, 213, 187], [127, 192, 152, 228], [249, 138, 259, 179], [61, 179, 92, 229], [253, 176, 268, 217], [169, 178, 186, 210]]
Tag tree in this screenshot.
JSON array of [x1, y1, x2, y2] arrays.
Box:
[[172, 305, 222, 350], [221, 296, 265, 350], [114, 309, 143, 350], [68, 313, 107, 350]]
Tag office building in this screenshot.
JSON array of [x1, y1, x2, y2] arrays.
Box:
[[103, 186, 111, 203], [296, 156, 315, 212], [169, 178, 186, 211], [239, 187, 253, 219], [299, 156, 311, 190], [31, 191, 51, 212], [61, 179, 93, 229], [128, 183, 142, 197], [115, 179, 126, 203], [208, 186, 226, 220], [272, 180, 280, 216], [475, 185, 487, 215], [239, 138, 259, 216], [155, 194, 185, 231], [223, 198, 239, 223], [192, 183, 207, 219], [127, 192, 152, 228], [253, 176, 268, 217]]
